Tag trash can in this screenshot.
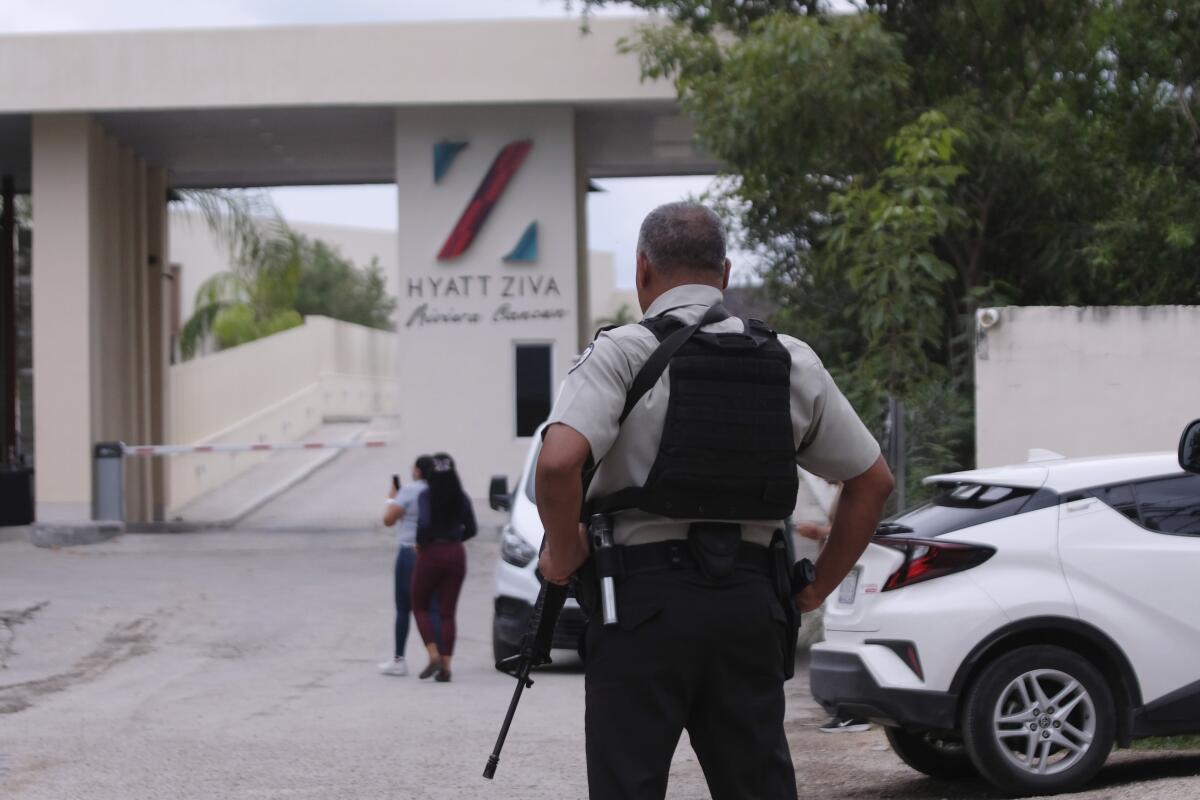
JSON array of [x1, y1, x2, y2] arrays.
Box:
[[0, 465, 34, 525], [93, 442, 124, 521]]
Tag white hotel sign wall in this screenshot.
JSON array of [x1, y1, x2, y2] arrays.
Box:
[[394, 106, 581, 494]]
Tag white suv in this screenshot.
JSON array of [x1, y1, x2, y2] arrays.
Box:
[[810, 449, 1200, 796], [488, 425, 586, 664]]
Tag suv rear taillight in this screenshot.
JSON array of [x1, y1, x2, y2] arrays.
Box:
[[875, 536, 995, 591]]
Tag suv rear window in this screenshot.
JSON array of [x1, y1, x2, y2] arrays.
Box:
[[1135, 475, 1200, 534], [1092, 473, 1200, 536], [880, 483, 1054, 539]]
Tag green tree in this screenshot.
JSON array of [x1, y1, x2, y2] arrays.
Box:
[[177, 189, 303, 359], [822, 111, 966, 398], [583, 0, 1200, 501], [294, 236, 396, 330]]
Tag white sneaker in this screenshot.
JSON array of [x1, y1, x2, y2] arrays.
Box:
[[378, 658, 408, 676]]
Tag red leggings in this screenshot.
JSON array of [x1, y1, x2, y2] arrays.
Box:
[[412, 542, 466, 657]]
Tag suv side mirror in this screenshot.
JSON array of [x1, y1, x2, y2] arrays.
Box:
[[489, 475, 512, 511], [1180, 419, 1200, 474]]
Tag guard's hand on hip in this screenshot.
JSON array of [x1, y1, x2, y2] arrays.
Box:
[[538, 523, 589, 585]]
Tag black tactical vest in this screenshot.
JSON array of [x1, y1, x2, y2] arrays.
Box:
[[592, 312, 799, 521]]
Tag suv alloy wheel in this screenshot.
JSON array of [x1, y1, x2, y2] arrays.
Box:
[[963, 645, 1115, 796]]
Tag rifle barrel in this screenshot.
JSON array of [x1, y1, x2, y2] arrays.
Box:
[[483, 579, 566, 780], [483, 664, 530, 779]]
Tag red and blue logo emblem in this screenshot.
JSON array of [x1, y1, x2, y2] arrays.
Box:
[[435, 139, 536, 263]]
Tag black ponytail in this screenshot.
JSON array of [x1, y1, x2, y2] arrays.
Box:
[[426, 452, 465, 529]]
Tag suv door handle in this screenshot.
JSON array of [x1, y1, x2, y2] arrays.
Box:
[[1065, 498, 1096, 512]]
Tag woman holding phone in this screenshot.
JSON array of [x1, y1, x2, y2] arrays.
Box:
[[380, 455, 439, 676], [411, 452, 476, 682]]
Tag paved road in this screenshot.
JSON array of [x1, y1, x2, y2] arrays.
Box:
[[3, 450, 1200, 799]]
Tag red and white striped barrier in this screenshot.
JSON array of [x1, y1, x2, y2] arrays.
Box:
[[121, 439, 395, 457]]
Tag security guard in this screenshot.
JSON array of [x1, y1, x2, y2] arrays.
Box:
[[536, 202, 894, 799]]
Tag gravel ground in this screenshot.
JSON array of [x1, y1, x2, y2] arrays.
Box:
[[2, 447, 1199, 799]]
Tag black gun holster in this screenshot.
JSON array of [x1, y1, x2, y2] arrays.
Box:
[[573, 557, 599, 664], [769, 529, 801, 680], [576, 557, 599, 618]]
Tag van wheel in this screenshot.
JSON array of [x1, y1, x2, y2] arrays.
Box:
[[963, 645, 1115, 797], [885, 727, 976, 779], [492, 622, 520, 669]]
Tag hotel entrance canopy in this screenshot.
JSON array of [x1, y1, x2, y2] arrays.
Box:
[[0, 18, 717, 189]]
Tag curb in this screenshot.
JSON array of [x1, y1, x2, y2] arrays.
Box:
[[29, 521, 124, 548]]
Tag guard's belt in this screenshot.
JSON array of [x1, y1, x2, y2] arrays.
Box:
[[595, 539, 772, 579]]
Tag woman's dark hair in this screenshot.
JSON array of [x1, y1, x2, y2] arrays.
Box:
[[414, 454, 435, 481], [426, 452, 465, 528]]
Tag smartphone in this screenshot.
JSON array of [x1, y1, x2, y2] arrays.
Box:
[[392, 474, 401, 491]]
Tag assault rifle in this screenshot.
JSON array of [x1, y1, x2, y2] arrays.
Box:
[[482, 577, 569, 780]]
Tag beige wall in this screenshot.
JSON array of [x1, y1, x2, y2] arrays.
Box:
[[588, 250, 639, 329], [31, 114, 169, 523], [167, 315, 399, 512], [975, 306, 1200, 467], [0, 19, 671, 113]]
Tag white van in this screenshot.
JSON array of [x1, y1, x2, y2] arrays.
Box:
[[488, 423, 586, 663]]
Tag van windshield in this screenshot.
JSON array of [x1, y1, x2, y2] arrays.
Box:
[[880, 483, 1051, 539]]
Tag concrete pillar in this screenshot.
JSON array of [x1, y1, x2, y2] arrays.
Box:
[[94, 130, 120, 444], [573, 110, 592, 351], [31, 114, 160, 525], [31, 115, 101, 522], [133, 159, 150, 521], [145, 168, 170, 521], [115, 145, 137, 519], [125, 151, 153, 522]]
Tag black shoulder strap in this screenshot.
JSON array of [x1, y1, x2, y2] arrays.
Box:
[[618, 303, 730, 424]]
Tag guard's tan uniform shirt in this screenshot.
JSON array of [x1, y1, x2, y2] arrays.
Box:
[[547, 284, 881, 547]]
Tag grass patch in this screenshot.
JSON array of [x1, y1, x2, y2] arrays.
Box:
[[1133, 736, 1200, 751]]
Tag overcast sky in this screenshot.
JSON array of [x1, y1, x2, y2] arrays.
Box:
[[0, 0, 637, 32], [2, 0, 755, 287]]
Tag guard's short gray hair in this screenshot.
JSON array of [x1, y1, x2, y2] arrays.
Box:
[[636, 202, 727, 276]]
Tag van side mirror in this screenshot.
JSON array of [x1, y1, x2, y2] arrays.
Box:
[[489, 475, 512, 511], [1180, 419, 1200, 474]]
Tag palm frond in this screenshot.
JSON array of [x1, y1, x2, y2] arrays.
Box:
[[194, 271, 251, 308], [179, 273, 252, 360], [175, 188, 292, 274], [179, 301, 224, 360]]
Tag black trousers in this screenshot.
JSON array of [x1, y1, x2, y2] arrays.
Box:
[[583, 567, 798, 800]]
